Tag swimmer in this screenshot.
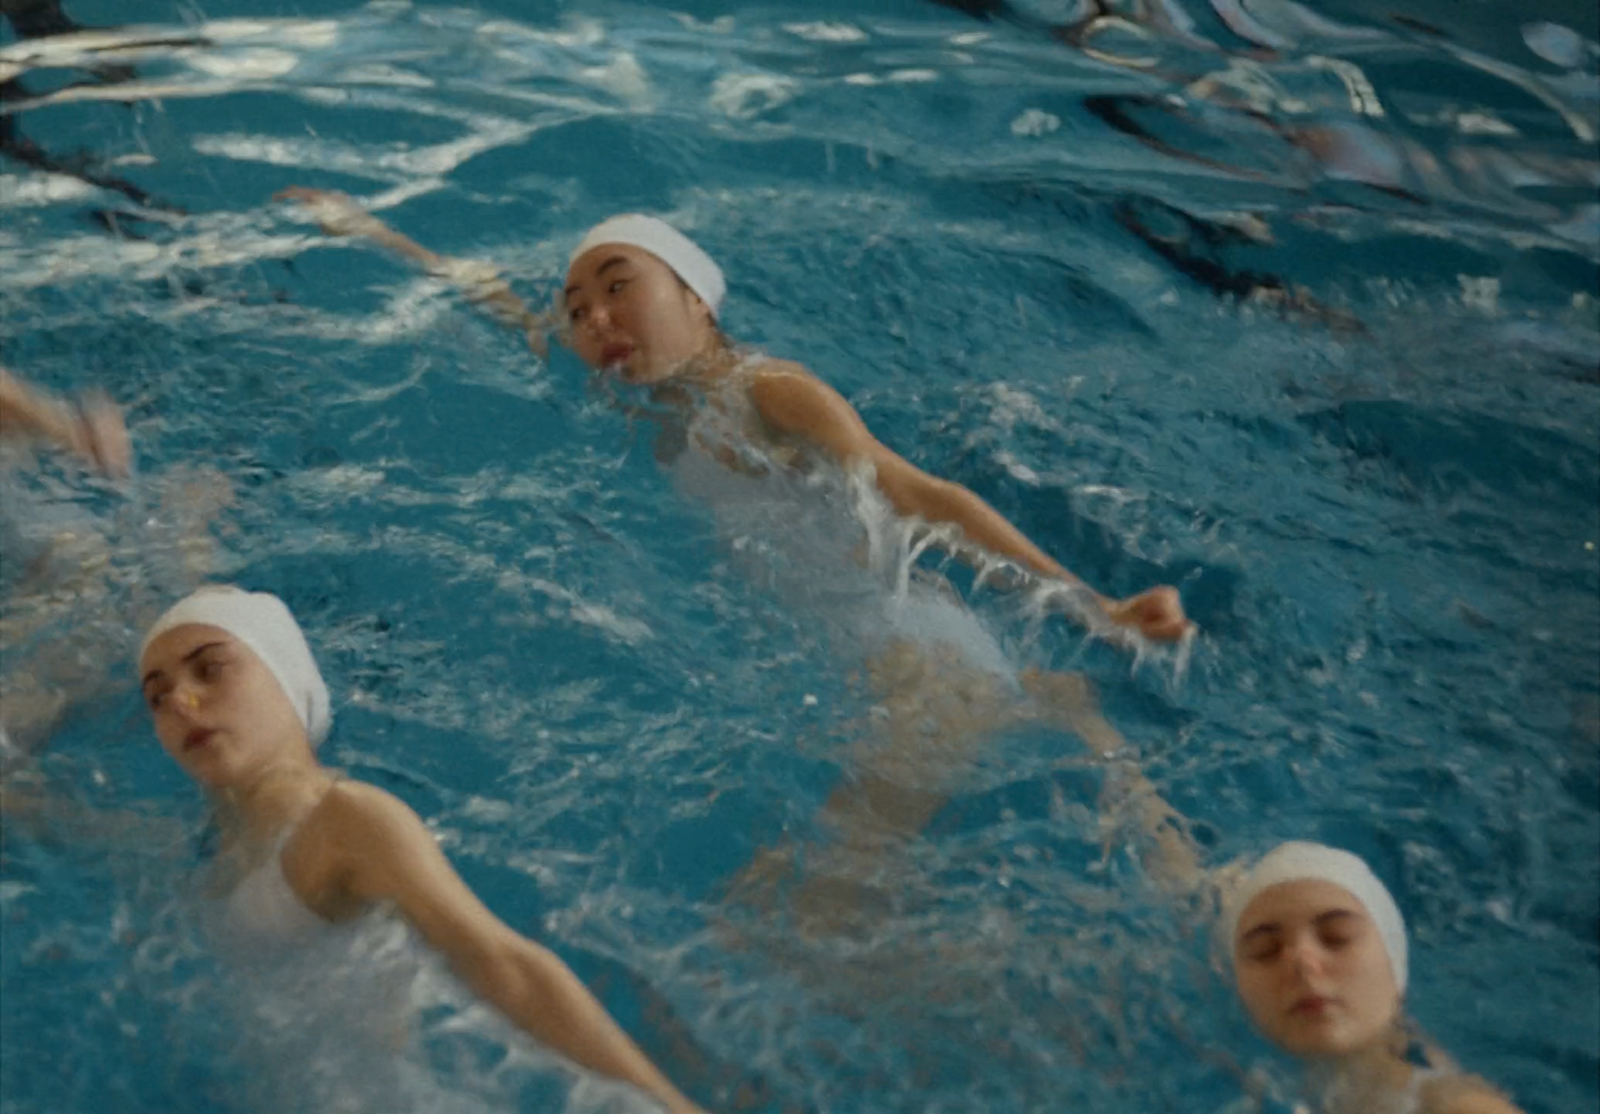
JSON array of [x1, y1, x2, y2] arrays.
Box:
[[0, 365, 130, 476], [277, 192, 1199, 940], [275, 189, 1191, 646], [1, 365, 134, 763], [1223, 842, 1523, 1114], [137, 585, 706, 1114]]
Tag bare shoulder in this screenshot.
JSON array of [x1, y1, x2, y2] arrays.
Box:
[[300, 780, 451, 905], [747, 359, 829, 402], [312, 780, 428, 844], [746, 360, 867, 445], [748, 357, 813, 380], [1422, 1073, 1524, 1114]]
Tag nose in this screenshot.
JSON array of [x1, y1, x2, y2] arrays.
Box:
[[168, 682, 204, 719], [1286, 935, 1328, 979], [582, 301, 612, 332]]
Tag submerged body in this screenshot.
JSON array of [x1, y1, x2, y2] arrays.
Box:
[[137, 587, 706, 1114], [0, 366, 129, 478], [1, 365, 137, 762]]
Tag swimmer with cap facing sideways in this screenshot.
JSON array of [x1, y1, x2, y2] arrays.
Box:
[[276, 188, 1190, 646], [1222, 842, 1522, 1114], [138, 586, 706, 1114]]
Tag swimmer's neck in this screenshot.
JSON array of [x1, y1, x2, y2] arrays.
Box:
[[214, 757, 333, 847], [648, 340, 746, 397], [1305, 1029, 1419, 1112]]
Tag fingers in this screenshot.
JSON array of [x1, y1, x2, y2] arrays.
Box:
[[1109, 586, 1193, 643], [1140, 613, 1193, 643]]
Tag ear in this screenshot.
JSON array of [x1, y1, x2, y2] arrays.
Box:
[[676, 281, 711, 325]]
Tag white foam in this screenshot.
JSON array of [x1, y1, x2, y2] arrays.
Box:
[[784, 22, 868, 44], [710, 73, 801, 119], [1011, 109, 1062, 138], [0, 174, 100, 208], [1523, 21, 1588, 69]]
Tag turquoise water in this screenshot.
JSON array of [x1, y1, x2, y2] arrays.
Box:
[[2, 2, 1597, 1112]]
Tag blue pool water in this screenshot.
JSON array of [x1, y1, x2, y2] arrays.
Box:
[[2, 1, 1597, 1112]]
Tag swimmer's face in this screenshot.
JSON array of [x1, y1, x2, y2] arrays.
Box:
[[140, 625, 306, 791], [563, 244, 716, 384], [1233, 879, 1401, 1059]]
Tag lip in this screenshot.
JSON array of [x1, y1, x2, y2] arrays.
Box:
[[183, 728, 215, 752], [1290, 995, 1337, 1018], [600, 343, 635, 366]]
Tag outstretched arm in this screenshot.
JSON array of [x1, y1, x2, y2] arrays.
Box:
[[748, 362, 1189, 642], [0, 367, 130, 476], [275, 188, 552, 358], [321, 783, 703, 1114]]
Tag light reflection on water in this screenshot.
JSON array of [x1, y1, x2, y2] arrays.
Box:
[[1, 2, 1596, 1112]]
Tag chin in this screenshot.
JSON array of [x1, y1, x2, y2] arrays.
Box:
[[1282, 1035, 1339, 1060], [184, 755, 238, 793], [630, 364, 676, 385], [1279, 1025, 1366, 1061], [599, 357, 646, 382], [190, 771, 232, 795]]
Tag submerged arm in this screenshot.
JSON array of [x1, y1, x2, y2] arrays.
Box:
[[0, 367, 130, 476], [747, 363, 1188, 642], [275, 188, 551, 358], [321, 784, 702, 1113]]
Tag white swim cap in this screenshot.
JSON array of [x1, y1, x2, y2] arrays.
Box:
[[140, 586, 332, 749], [1221, 841, 1408, 993], [569, 214, 726, 319]]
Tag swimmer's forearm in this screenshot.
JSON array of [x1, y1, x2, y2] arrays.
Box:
[[372, 231, 551, 357], [0, 370, 83, 450], [476, 939, 702, 1113], [357, 221, 448, 270], [877, 461, 1110, 609], [278, 189, 548, 356], [750, 369, 1112, 613], [875, 455, 1191, 641]]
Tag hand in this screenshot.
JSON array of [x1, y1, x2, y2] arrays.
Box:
[[1104, 585, 1190, 643], [275, 186, 383, 237], [65, 392, 131, 478]]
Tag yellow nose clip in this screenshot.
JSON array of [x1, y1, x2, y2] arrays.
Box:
[[186, 692, 201, 710]]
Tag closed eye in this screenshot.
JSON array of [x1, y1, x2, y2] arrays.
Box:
[[1314, 910, 1362, 951], [1244, 939, 1283, 962]]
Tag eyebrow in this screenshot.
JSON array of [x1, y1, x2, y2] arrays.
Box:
[[563, 255, 631, 300], [1240, 908, 1360, 944], [1314, 909, 1359, 928], [1239, 923, 1280, 945], [141, 641, 224, 688]]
